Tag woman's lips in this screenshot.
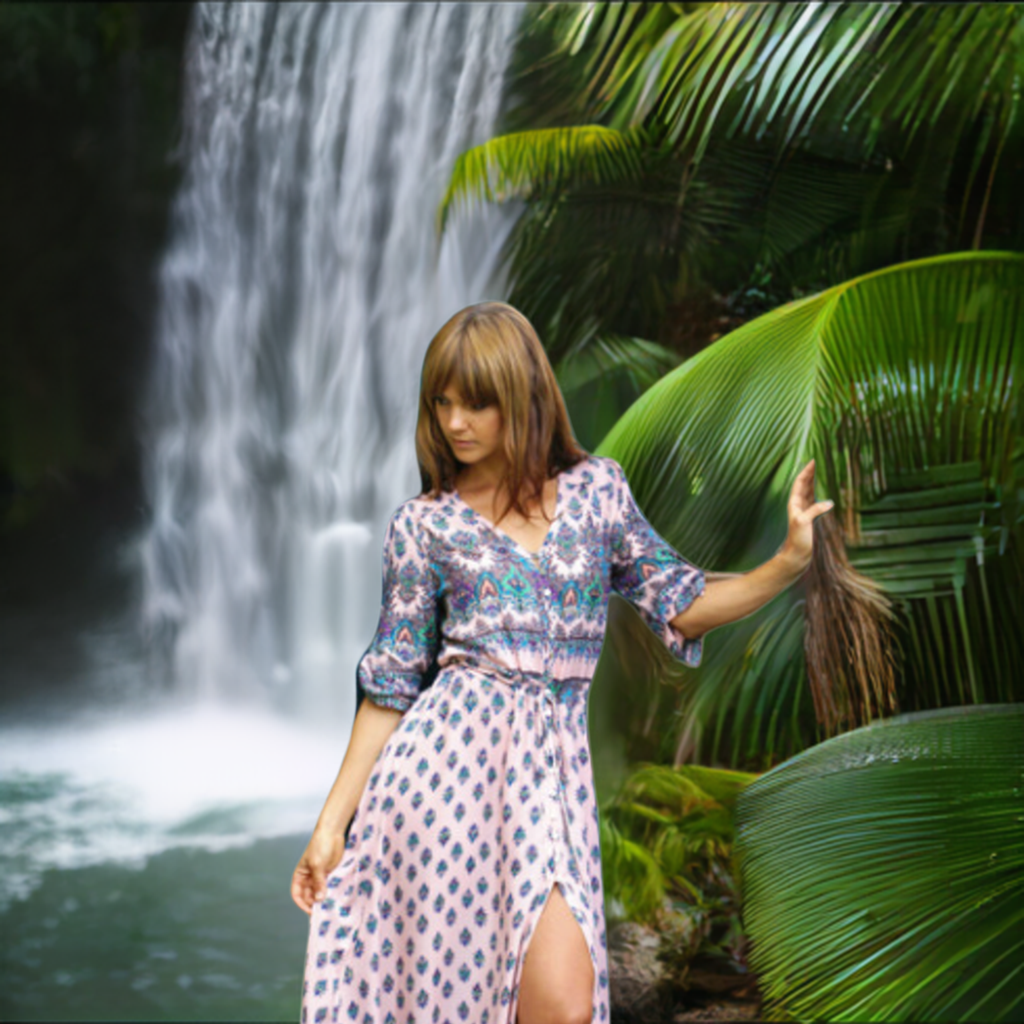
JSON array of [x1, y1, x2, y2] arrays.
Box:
[[453, 440, 475, 447]]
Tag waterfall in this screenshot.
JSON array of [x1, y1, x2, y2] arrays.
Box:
[[139, 2, 523, 719]]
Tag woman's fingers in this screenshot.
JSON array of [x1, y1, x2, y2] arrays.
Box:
[[292, 832, 347, 915], [292, 868, 312, 914], [292, 864, 328, 914], [792, 460, 823, 510], [292, 859, 321, 915]]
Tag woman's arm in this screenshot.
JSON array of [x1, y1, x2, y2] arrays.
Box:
[[670, 459, 832, 641], [293, 500, 442, 914], [314, 697, 404, 835], [670, 545, 806, 640], [291, 698, 403, 914]]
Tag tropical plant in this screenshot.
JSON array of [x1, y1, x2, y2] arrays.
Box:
[[599, 762, 758, 967], [558, 2, 1023, 195], [592, 250, 1023, 771], [473, 10, 1024, 1010], [553, 333, 682, 453], [442, 3, 1024, 449], [733, 703, 1024, 1023]]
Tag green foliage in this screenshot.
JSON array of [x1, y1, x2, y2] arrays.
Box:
[[599, 814, 666, 923], [555, 333, 681, 450], [593, 251, 1024, 766], [561, 3, 1024, 201], [600, 762, 758, 964], [444, 2, 1024, 388], [0, 2, 144, 94], [439, 124, 646, 232], [851, 453, 1024, 711], [734, 703, 1024, 1022], [494, 137, 696, 361], [496, 4, 601, 134]]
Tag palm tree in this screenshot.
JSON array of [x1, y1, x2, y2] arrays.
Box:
[[452, 14, 1024, 1014], [592, 250, 1023, 771], [442, 3, 1024, 451]]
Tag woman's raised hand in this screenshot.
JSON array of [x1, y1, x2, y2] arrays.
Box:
[[783, 458, 834, 568], [291, 827, 349, 915]]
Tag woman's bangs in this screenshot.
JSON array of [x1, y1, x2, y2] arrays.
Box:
[[434, 337, 499, 407]]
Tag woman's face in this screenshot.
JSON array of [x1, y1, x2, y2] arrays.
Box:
[[433, 383, 504, 469]]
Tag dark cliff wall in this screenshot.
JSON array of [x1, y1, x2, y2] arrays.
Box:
[[0, 2, 192, 532]]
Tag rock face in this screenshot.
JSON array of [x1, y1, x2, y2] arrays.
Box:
[[607, 921, 677, 1024], [673, 1003, 762, 1022], [607, 915, 762, 1024]]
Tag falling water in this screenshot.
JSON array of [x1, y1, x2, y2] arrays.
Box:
[[0, 9, 525, 988], [140, 2, 523, 718]]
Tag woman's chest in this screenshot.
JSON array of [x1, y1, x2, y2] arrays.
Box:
[[425, 500, 613, 627]]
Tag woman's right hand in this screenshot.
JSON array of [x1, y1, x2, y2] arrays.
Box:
[[291, 826, 349, 915]]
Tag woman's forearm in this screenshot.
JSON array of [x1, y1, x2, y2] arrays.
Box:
[[670, 544, 807, 640], [313, 697, 405, 835]]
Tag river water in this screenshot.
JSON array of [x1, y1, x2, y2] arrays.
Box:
[[0, 3, 522, 1019]]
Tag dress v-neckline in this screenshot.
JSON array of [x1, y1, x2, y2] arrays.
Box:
[[453, 471, 563, 560]]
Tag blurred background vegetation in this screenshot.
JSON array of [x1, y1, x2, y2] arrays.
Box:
[[0, 2, 190, 530]]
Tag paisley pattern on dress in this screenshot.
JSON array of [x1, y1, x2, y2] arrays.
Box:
[[301, 454, 705, 1024]]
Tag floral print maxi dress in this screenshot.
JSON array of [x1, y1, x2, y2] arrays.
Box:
[[301, 454, 705, 1024]]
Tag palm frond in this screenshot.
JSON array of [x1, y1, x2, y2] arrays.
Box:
[[555, 2, 684, 124], [555, 333, 681, 450], [499, 159, 696, 360], [438, 124, 645, 232], [734, 703, 1024, 1022], [595, 251, 1024, 758], [566, 3, 1024, 187]]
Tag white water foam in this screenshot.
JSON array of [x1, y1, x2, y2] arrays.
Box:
[[0, 702, 348, 910]]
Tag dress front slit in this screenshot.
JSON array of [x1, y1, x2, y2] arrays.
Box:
[[510, 878, 598, 1024], [491, 666, 600, 1023]]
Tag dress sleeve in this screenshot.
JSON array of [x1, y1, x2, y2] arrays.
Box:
[[606, 456, 706, 667], [355, 500, 441, 713]]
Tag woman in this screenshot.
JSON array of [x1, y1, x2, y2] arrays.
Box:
[[293, 301, 832, 1024]]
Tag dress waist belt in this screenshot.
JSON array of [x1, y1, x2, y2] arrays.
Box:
[[439, 655, 587, 698]]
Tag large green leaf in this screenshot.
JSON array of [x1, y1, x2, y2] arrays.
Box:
[[560, 3, 1024, 199], [594, 251, 1024, 764], [438, 124, 645, 231], [554, 333, 681, 450], [733, 703, 1024, 1022]]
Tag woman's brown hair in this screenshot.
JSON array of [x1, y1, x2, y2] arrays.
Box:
[[415, 301, 588, 527]]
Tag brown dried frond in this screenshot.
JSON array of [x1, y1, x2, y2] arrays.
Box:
[[804, 509, 901, 733]]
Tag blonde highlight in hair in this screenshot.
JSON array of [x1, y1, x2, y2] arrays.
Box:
[[415, 302, 588, 524]]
